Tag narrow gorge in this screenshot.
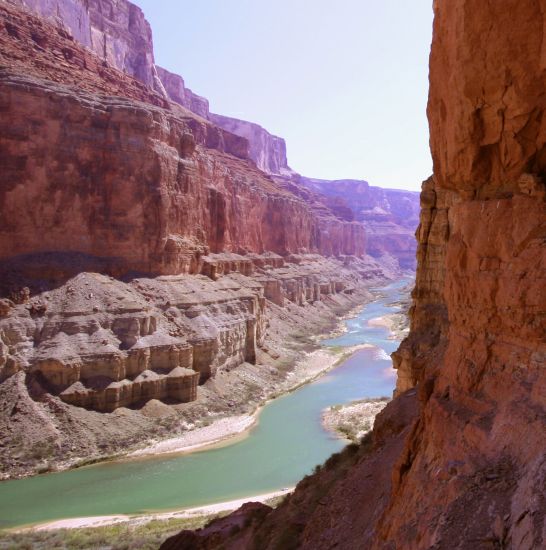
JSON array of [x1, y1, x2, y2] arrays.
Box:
[[161, 1, 546, 549], [1, 0, 543, 548], [0, 0, 418, 482]]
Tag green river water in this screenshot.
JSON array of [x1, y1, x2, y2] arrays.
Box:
[[0, 278, 410, 529]]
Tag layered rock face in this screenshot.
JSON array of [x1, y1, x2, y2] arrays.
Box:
[[3, 0, 416, 273], [301, 177, 421, 270], [1, 254, 388, 476], [0, 253, 377, 413], [0, 3, 366, 286], [7, 0, 165, 93], [156, 66, 210, 119], [0, 0, 409, 479], [163, 0, 546, 548], [210, 114, 293, 176], [0, 270, 265, 412]]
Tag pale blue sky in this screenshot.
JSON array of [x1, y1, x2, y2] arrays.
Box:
[[133, 1, 433, 191]]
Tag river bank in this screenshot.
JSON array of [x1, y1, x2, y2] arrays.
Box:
[[28, 488, 294, 531], [0, 489, 292, 549], [322, 397, 390, 442], [0, 278, 411, 532], [1, 279, 380, 481], [127, 345, 372, 459]]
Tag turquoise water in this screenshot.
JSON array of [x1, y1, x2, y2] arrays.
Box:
[[0, 278, 409, 529]]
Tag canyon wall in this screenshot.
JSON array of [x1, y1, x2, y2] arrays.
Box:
[[162, 0, 546, 548], [0, 0, 389, 474], [0, 1, 367, 288], [0, 0, 414, 479], [210, 113, 292, 176], [3, 0, 417, 273], [6, 0, 165, 92], [301, 177, 420, 269], [156, 66, 210, 119]]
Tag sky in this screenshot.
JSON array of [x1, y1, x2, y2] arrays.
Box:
[[133, 1, 433, 191]]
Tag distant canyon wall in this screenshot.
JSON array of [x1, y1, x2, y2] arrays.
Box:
[[0, 1, 366, 288], [301, 177, 420, 269], [5, 0, 417, 274]]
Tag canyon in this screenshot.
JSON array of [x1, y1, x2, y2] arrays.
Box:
[[2, 0, 542, 548], [161, 0, 546, 548], [0, 0, 416, 480]]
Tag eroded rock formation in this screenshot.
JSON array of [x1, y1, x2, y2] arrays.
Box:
[[300, 177, 421, 270], [210, 113, 293, 176], [0, 27, 365, 285], [6, 0, 165, 93], [162, 0, 546, 548]]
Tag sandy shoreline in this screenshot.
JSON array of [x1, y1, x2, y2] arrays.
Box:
[[368, 313, 409, 341], [127, 344, 374, 460], [26, 487, 295, 532], [128, 414, 258, 458], [368, 315, 395, 330]]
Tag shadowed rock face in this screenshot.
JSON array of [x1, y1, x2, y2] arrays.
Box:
[[161, 0, 546, 548]]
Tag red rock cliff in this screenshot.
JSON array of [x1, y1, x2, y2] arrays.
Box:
[[301, 177, 421, 270], [0, 1, 367, 286], [161, 0, 546, 548], [7, 0, 165, 93]]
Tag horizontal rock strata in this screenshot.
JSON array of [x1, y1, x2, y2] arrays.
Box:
[[300, 177, 421, 270], [0, 255, 383, 414], [0, 0, 412, 479]]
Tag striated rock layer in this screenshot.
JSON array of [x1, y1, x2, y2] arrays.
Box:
[[300, 177, 421, 270], [0, 0, 367, 285], [0, 254, 391, 477], [0, 0, 406, 479], [6, 0, 165, 93], [162, 0, 546, 548], [3, 0, 418, 274], [210, 113, 293, 176], [0, 254, 379, 413]]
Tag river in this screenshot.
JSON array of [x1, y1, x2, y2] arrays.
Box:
[[0, 278, 410, 529]]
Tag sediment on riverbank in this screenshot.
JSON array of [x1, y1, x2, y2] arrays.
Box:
[[322, 398, 390, 443], [1, 264, 399, 481], [0, 490, 292, 549]]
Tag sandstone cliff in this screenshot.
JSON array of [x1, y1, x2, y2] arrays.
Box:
[[162, 0, 546, 548], [300, 177, 420, 270], [0, 1, 367, 286], [4, 0, 418, 276], [156, 66, 210, 120], [6, 0, 165, 93], [210, 113, 293, 176]]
